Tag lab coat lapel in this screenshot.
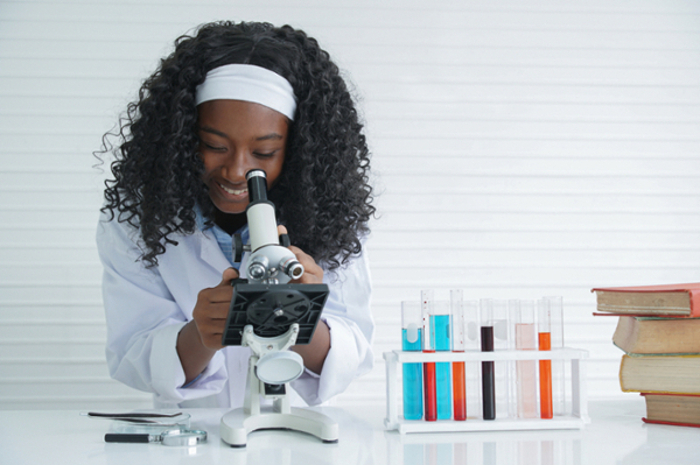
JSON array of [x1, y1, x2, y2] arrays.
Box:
[[198, 227, 232, 272]]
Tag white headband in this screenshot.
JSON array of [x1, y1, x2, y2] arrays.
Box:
[[195, 64, 297, 120]]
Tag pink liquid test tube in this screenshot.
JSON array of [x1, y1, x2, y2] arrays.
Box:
[[514, 299, 538, 418]]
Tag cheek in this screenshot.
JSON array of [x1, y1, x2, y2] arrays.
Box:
[[199, 154, 219, 177], [267, 153, 286, 180]]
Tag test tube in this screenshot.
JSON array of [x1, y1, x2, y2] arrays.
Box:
[[493, 299, 514, 418], [538, 298, 553, 419], [450, 290, 466, 421], [464, 299, 482, 419], [545, 296, 566, 416], [422, 290, 437, 421], [433, 301, 452, 420], [401, 301, 423, 420], [480, 298, 496, 420], [514, 299, 538, 418]]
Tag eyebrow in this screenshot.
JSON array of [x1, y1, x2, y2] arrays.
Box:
[[198, 126, 284, 141]]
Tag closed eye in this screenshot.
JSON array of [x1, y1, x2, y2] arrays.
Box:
[[254, 150, 277, 158], [203, 143, 226, 152]]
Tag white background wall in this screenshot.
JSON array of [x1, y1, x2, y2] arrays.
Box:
[[1, 0, 699, 410]]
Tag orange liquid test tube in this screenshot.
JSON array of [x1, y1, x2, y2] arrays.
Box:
[[452, 362, 466, 421], [451, 290, 467, 421], [538, 298, 553, 419], [538, 332, 552, 419]]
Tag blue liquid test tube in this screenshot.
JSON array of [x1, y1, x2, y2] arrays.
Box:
[[401, 301, 423, 420], [432, 301, 452, 420]]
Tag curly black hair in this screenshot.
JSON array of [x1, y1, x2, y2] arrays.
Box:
[[97, 21, 375, 271]]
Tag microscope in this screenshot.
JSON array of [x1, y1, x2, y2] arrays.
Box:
[[219, 169, 337, 447]]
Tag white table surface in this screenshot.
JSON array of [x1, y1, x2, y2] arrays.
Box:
[[0, 399, 698, 465]]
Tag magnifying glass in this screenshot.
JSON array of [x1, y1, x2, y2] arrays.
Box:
[[105, 429, 207, 446]]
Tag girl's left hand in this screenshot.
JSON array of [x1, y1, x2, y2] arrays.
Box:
[[277, 225, 323, 284], [277, 225, 330, 374]]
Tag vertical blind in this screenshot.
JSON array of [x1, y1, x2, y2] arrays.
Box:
[[0, 0, 698, 410]]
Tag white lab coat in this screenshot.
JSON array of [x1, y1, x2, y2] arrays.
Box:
[[96, 211, 375, 408]]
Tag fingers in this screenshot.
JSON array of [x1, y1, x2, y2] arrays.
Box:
[[288, 245, 323, 284], [275, 226, 323, 284], [220, 267, 240, 285], [193, 301, 230, 350], [191, 268, 239, 350], [203, 268, 239, 304]]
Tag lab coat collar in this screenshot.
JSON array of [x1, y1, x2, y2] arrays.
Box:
[[194, 204, 247, 273]]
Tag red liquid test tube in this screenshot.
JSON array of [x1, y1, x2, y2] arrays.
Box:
[[422, 290, 437, 421]]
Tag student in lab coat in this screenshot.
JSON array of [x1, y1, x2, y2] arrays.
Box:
[[95, 21, 376, 408]]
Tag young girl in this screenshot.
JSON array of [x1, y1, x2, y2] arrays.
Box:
[[96, 21, 375, 408]]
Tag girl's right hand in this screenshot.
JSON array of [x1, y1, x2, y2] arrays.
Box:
[[191, 267, 240, 351]]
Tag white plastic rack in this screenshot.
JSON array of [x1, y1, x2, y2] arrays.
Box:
[[384, 348, 590, 434]]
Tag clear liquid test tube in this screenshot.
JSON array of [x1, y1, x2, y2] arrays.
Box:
[[545, 295, 566, 416], [421, 290, 437, 421], [480, 298, 496, 420], [433, 300, 452, 420], [401, 301, 423, 420], [493, 299, 515, 418], [464, 299, 482, 419], [514, 299, 538, 418], [450, 290, 466, 421]]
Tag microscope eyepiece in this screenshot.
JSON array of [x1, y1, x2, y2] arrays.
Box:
[[246, 170, 268, 204]]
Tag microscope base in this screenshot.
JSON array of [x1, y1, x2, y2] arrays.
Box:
[[220, 406, 339, 447]]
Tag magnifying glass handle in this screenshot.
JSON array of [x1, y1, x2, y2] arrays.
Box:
[[104, 433, 153, 443]]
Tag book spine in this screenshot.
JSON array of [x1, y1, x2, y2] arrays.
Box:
[[690, 289, 700, 317]]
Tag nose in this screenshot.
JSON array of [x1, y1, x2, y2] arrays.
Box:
[[220, 151, 250, 184]]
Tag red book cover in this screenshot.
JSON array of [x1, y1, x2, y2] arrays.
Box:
[[591, 282, 700, 317], [641, 418, 700, 429]]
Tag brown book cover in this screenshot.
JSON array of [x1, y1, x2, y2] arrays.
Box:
[[642, 393, 700, 427], [592, 282, 700, 317], [612, 316, 700, 355], [619, 355, 700, 395]]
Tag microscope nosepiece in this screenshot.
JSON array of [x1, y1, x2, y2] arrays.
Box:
[[248, 255, 269, 281]]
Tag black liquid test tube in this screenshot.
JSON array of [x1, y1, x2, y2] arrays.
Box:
[[481, 325, 496, 420]]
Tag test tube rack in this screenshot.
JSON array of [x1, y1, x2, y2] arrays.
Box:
[[384, 348, 590, 434]]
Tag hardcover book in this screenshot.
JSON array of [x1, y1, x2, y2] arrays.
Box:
[[619, 355, 700, 395], [592, 282, 700, 317], [612, 316, 700, 355], [642, 393, 700, 428]]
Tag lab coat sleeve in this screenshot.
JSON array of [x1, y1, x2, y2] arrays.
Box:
[[290, 245, 375, 405], [96, 216, 227, 404]]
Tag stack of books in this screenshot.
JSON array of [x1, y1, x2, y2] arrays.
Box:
[[592, 282, 700, 428]]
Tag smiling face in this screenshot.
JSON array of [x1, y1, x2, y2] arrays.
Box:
[[197, 99, 289, 221]]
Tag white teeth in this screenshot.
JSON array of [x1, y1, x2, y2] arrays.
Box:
[[218, 183, 247, 196]]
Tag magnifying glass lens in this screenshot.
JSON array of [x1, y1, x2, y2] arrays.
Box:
[[161, 429, 207, 446]]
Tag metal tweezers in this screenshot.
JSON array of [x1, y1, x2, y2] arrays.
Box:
[[82, 412, 184, 424]]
